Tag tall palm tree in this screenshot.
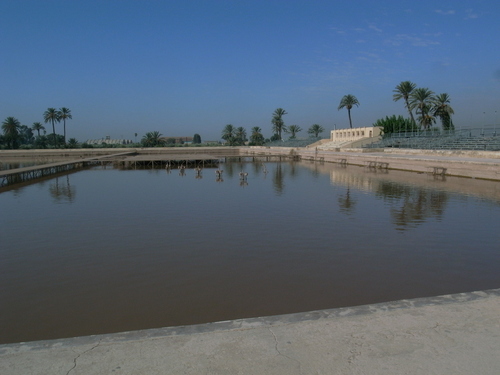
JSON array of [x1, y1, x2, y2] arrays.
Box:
[[307, 124, 324, 137], [32, 122, 45, 137], [2, 117, 21, 149], [58, 107, 72, 144], [43, 108, 60, 147], [221, 124, 236, 145], [393, 81, 417, 126], [286, 125, 302, 139], [271, 108, 287, 139], [433, 93, 455, 131], [409, 88, 436, 130], [338, 95, 359, 128]]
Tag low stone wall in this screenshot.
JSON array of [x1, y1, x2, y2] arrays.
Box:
[[0, 147, 241, 158], [0, 149, 129, 158], [383, 148, 500, 159], [243, 147, 500, 181]]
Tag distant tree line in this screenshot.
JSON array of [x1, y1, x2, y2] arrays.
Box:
[[1, 107, 72, 149], [140, 133, 204, 147], [220, 108, 325, 146]]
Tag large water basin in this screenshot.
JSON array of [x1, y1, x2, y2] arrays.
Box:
[[1, 159, 499, 344]]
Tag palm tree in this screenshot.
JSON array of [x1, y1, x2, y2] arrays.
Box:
[[235, 126, 247, 145], [418, 107, 436, 130], [307, 124, 324, 137], [409, 88, 436, 130], [393, 81, 417, 126], [148, 131, 165, 147], [18, 125, 34, 145], [249, 126, 265, 145], [141, 131, 165, 147], [43, 108, 60, 147], [67, 138, 79, 148], [286, 125, 302, 139], [221, 124, 236, 145], [32, 122, 45, 137], [433, 93, 455, 131], [2, 117, 21, 149], [58, 107, 72, 144], [338, 95, 359, 128], [271, 108, 287, 140]]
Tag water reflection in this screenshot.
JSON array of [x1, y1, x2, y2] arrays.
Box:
[[224, 161, 235, 177], [326, 165, 451, 229], [238, 171, 248, 187], [49, 175, 76, 203], [375, 181, 447, 230], [309, 163, 321, 178], [0, 169, 82, 199], [251, 161, 261, 174], [273, 163, 285, 195], [194, 165, 203, 179], [338, 186, 356, 214], [288, 162, 299, 178], [215, 168, 224, 182]]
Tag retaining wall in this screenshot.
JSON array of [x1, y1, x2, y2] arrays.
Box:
[[2, 147, 500, 181]]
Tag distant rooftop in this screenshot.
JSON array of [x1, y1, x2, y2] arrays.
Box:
[[160, 137, 193, 144], [85, 138, 133, 145]]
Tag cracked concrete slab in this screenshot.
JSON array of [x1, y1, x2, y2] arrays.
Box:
[[65, 339, 102, 375], [1, 288, 500, 374]]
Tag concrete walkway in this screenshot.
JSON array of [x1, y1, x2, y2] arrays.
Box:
[[1, 289, 499, 375]]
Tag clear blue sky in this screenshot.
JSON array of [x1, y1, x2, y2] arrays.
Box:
[[1, 0, 499, 142]]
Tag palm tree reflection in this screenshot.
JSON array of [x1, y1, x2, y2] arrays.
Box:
[[273, 163, 285, 195], [49, 175, 75, 203], [376, 181, 448, 230], [338, 186, 356, 214]]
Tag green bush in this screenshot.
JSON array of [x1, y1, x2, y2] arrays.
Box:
[[373, 115, 417, 135]]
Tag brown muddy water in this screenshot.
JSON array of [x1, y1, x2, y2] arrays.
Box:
[[1, 159, 500, 344]]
